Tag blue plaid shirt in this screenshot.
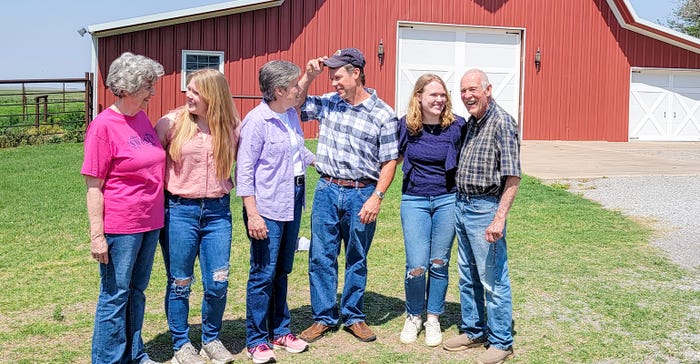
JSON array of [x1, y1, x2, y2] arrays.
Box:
[[301, 88, 399, 181], [456, 99, 521, 196]]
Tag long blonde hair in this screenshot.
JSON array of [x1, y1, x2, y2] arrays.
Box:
[[405, 74, 455, 136], [168, 69, 240, 180]]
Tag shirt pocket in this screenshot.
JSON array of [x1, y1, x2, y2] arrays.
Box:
[[264, 134, 287, 158]]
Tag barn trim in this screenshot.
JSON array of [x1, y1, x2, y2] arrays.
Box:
[[606, 0, 700, 54], [87, 0, 284, 37]]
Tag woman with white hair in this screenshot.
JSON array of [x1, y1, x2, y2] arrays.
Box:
[[81, 51, 165, 364]]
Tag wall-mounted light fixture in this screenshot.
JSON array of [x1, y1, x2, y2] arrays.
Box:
[[378, 38, 385, 66], [535, 47, 541, 72], [77, 27, 88, 37]]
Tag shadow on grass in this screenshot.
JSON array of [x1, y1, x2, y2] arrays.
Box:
[[145, 290, 461, 361]]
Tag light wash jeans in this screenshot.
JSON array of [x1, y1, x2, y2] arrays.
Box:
[[244, 184, 303, 348], [160, 194, 232, 351], [308, 179, 377, 326], [400, 193, 455, 316], [92, 229, 159, 364], [455, 193, 514, 350]]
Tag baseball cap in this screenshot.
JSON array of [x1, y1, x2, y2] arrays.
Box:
[[324, 48, 366, 69]]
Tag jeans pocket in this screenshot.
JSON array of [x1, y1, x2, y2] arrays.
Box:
[[469, 197, 498, 214]]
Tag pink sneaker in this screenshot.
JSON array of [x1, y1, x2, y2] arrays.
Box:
[[247, 343, 276, 364], [271, 333, 309, 353]]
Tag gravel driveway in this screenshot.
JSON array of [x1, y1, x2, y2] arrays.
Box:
[[559, 175, 700, 271], [522, 141, 700, 272]]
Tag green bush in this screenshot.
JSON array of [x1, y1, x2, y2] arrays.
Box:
[[0, 123, 85, 148]]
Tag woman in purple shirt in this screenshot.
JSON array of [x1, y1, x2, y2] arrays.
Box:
[[398, 74, 467, 347], [236, 60, 315, 364]]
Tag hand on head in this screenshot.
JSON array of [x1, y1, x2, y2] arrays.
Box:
[[306, 57, 328, 78]]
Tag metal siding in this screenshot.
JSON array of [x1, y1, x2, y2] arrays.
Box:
[[95, 0, 700, 141]]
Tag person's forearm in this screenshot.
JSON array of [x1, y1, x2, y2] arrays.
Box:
[[86, 187, 105, 240], [496, 176, 521, 220], [375, 159, 397, 195], [242, 195, 259, 217]]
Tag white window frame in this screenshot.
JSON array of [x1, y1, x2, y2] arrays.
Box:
[[181, 50, 225, 91]]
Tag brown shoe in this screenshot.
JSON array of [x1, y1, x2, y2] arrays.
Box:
[[442, 333, 487, 351], [300, 322, 333, 343], [476, 346, 514, 364], [345, 321, 376, 342]]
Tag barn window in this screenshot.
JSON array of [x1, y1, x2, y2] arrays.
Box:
[[181, 50, 225, 91]]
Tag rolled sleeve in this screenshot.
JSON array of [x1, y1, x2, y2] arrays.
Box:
[[498, 117, 521, 178], [235, 118, 264, 197]]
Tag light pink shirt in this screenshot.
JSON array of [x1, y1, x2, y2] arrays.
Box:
[[162, 112, 238, 198]]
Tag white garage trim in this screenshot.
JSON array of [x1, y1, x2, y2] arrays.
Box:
[[395, 22, 524, 134], [629, 68, 700, 141]]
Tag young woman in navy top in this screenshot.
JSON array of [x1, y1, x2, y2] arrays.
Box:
[[397, 74, 466, 347]]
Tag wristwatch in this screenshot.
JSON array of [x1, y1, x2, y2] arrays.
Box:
[[374, 191, 385, 200]]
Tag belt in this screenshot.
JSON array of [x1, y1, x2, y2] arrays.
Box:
[[294, 175, 305, 186], [322, 175, 375, 188]]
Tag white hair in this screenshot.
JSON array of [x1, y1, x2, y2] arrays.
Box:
[[106, 52, 164, 97]]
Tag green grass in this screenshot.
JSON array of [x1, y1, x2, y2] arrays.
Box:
[[0, 142, 698, 363]]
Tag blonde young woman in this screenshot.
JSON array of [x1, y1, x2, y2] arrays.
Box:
[[155, 69, 240, 364], [397, 74, 467, 347]]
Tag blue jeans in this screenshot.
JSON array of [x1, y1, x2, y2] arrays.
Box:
[[244, 184, 303, 348], [160, 194, 232, 351], [92, 229, 159, 364], [309, 179, 376, 326], [455, 194, 513, 350], [400, 193, 455, 316]]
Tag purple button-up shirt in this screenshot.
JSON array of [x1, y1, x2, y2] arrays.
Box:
[[236, 101, 315, 221]]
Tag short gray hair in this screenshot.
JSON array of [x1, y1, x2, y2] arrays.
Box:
[[342, 64, 365, 86], [464, 68, 490, 90], [106, 52, 164, 97], [259, 60, 300, 102]]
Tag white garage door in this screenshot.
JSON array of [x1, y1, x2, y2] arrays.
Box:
[[629, 69, 700, 141], [396, 23, 522, 124]]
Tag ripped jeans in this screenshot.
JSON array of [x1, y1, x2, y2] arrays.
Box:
[[160, 193, 232, 351], [400, 193, 456, 316]]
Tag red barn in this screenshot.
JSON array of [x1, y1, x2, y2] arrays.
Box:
[[87, 0, 700, 141]]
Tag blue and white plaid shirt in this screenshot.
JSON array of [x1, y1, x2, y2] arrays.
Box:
[[456, 99, 521, 196], [301, 88, 399, 181]]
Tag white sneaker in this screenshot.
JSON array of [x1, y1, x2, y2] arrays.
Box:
[[171, 342, 206, 364], [199, 339, 235, 364], [399, 314, 422, 344], [424, 317, 443, 347]]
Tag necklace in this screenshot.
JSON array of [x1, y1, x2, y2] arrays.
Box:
[[423, 123, 440, 134]]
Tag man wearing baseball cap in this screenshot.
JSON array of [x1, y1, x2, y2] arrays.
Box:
[[295, 48, 399, 343]]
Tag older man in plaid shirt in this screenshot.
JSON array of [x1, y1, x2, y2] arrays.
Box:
[[295, 48, 399, 344], [443, 69, 521, 364]]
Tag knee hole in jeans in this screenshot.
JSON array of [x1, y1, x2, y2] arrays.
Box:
[[430, 258, 447, 269], [406, 266, 425, 279], [172, 277, 193, 297], [213, 267, 229, 282]]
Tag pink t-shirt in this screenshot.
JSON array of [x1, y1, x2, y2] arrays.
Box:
[[81, 108, 165, 234]]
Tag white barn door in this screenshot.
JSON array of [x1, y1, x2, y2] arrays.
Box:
[[396, 24, 522, 124], [630, 69, 700, 141]]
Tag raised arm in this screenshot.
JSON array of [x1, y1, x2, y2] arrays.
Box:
[[296, 57, 327, 108]]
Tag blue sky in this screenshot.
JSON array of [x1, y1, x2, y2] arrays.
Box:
[[0, 0, 680, 79]]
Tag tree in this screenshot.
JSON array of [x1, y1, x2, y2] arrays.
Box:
[[667, 0, 700, 38]]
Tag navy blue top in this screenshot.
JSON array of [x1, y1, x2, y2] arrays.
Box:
[[398, 115, 467, 196]]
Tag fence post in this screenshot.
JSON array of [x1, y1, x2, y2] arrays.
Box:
[[34, 95, 48, 128], [84, 72, 93, 126]]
